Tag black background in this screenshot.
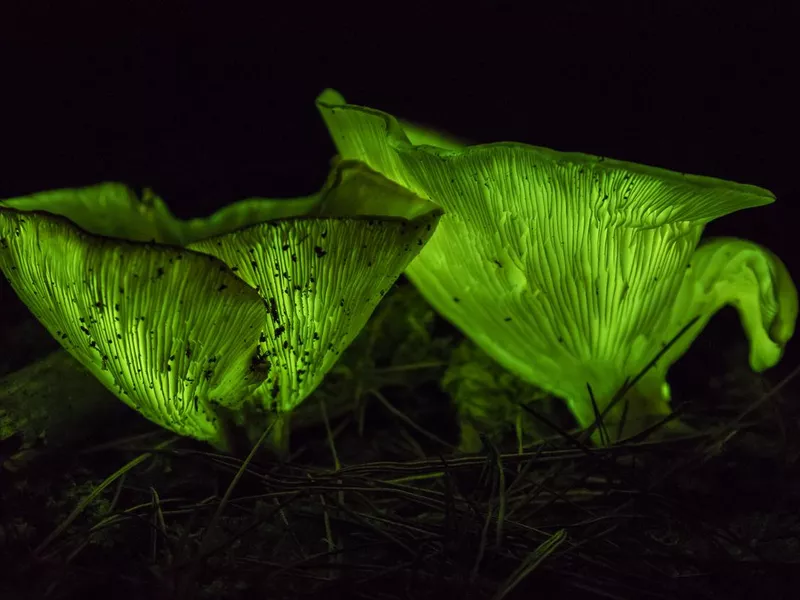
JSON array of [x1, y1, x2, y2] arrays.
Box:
[[1, 1, 797, 361], [1, 7, 799, 597]]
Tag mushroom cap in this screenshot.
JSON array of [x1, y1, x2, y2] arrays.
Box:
[[187, 160, 443, 413], [1, 182, 185, 244], [659, 237, 798, 375], [0, 161, 443, 441], [316, 90, 778, 430], [0, 201, 269, 444]]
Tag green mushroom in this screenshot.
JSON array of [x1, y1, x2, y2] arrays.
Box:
[[0, 160, 442, 449], [634, 237, 797, 405], [316, 89, 797, 443]]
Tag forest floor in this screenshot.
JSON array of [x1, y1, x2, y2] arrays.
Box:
[[2, 281, 800, 600]]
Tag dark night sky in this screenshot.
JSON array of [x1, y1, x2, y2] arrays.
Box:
[[0, 3, 796, 301]]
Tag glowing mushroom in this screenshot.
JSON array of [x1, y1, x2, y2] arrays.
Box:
[[185, 160, 443, 446], [0, 186, 267, 446], [316, 89, 797, 442], [0, 161, 442, 449]]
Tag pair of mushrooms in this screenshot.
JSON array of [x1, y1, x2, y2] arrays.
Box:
[[1, 91, 796, 450]]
